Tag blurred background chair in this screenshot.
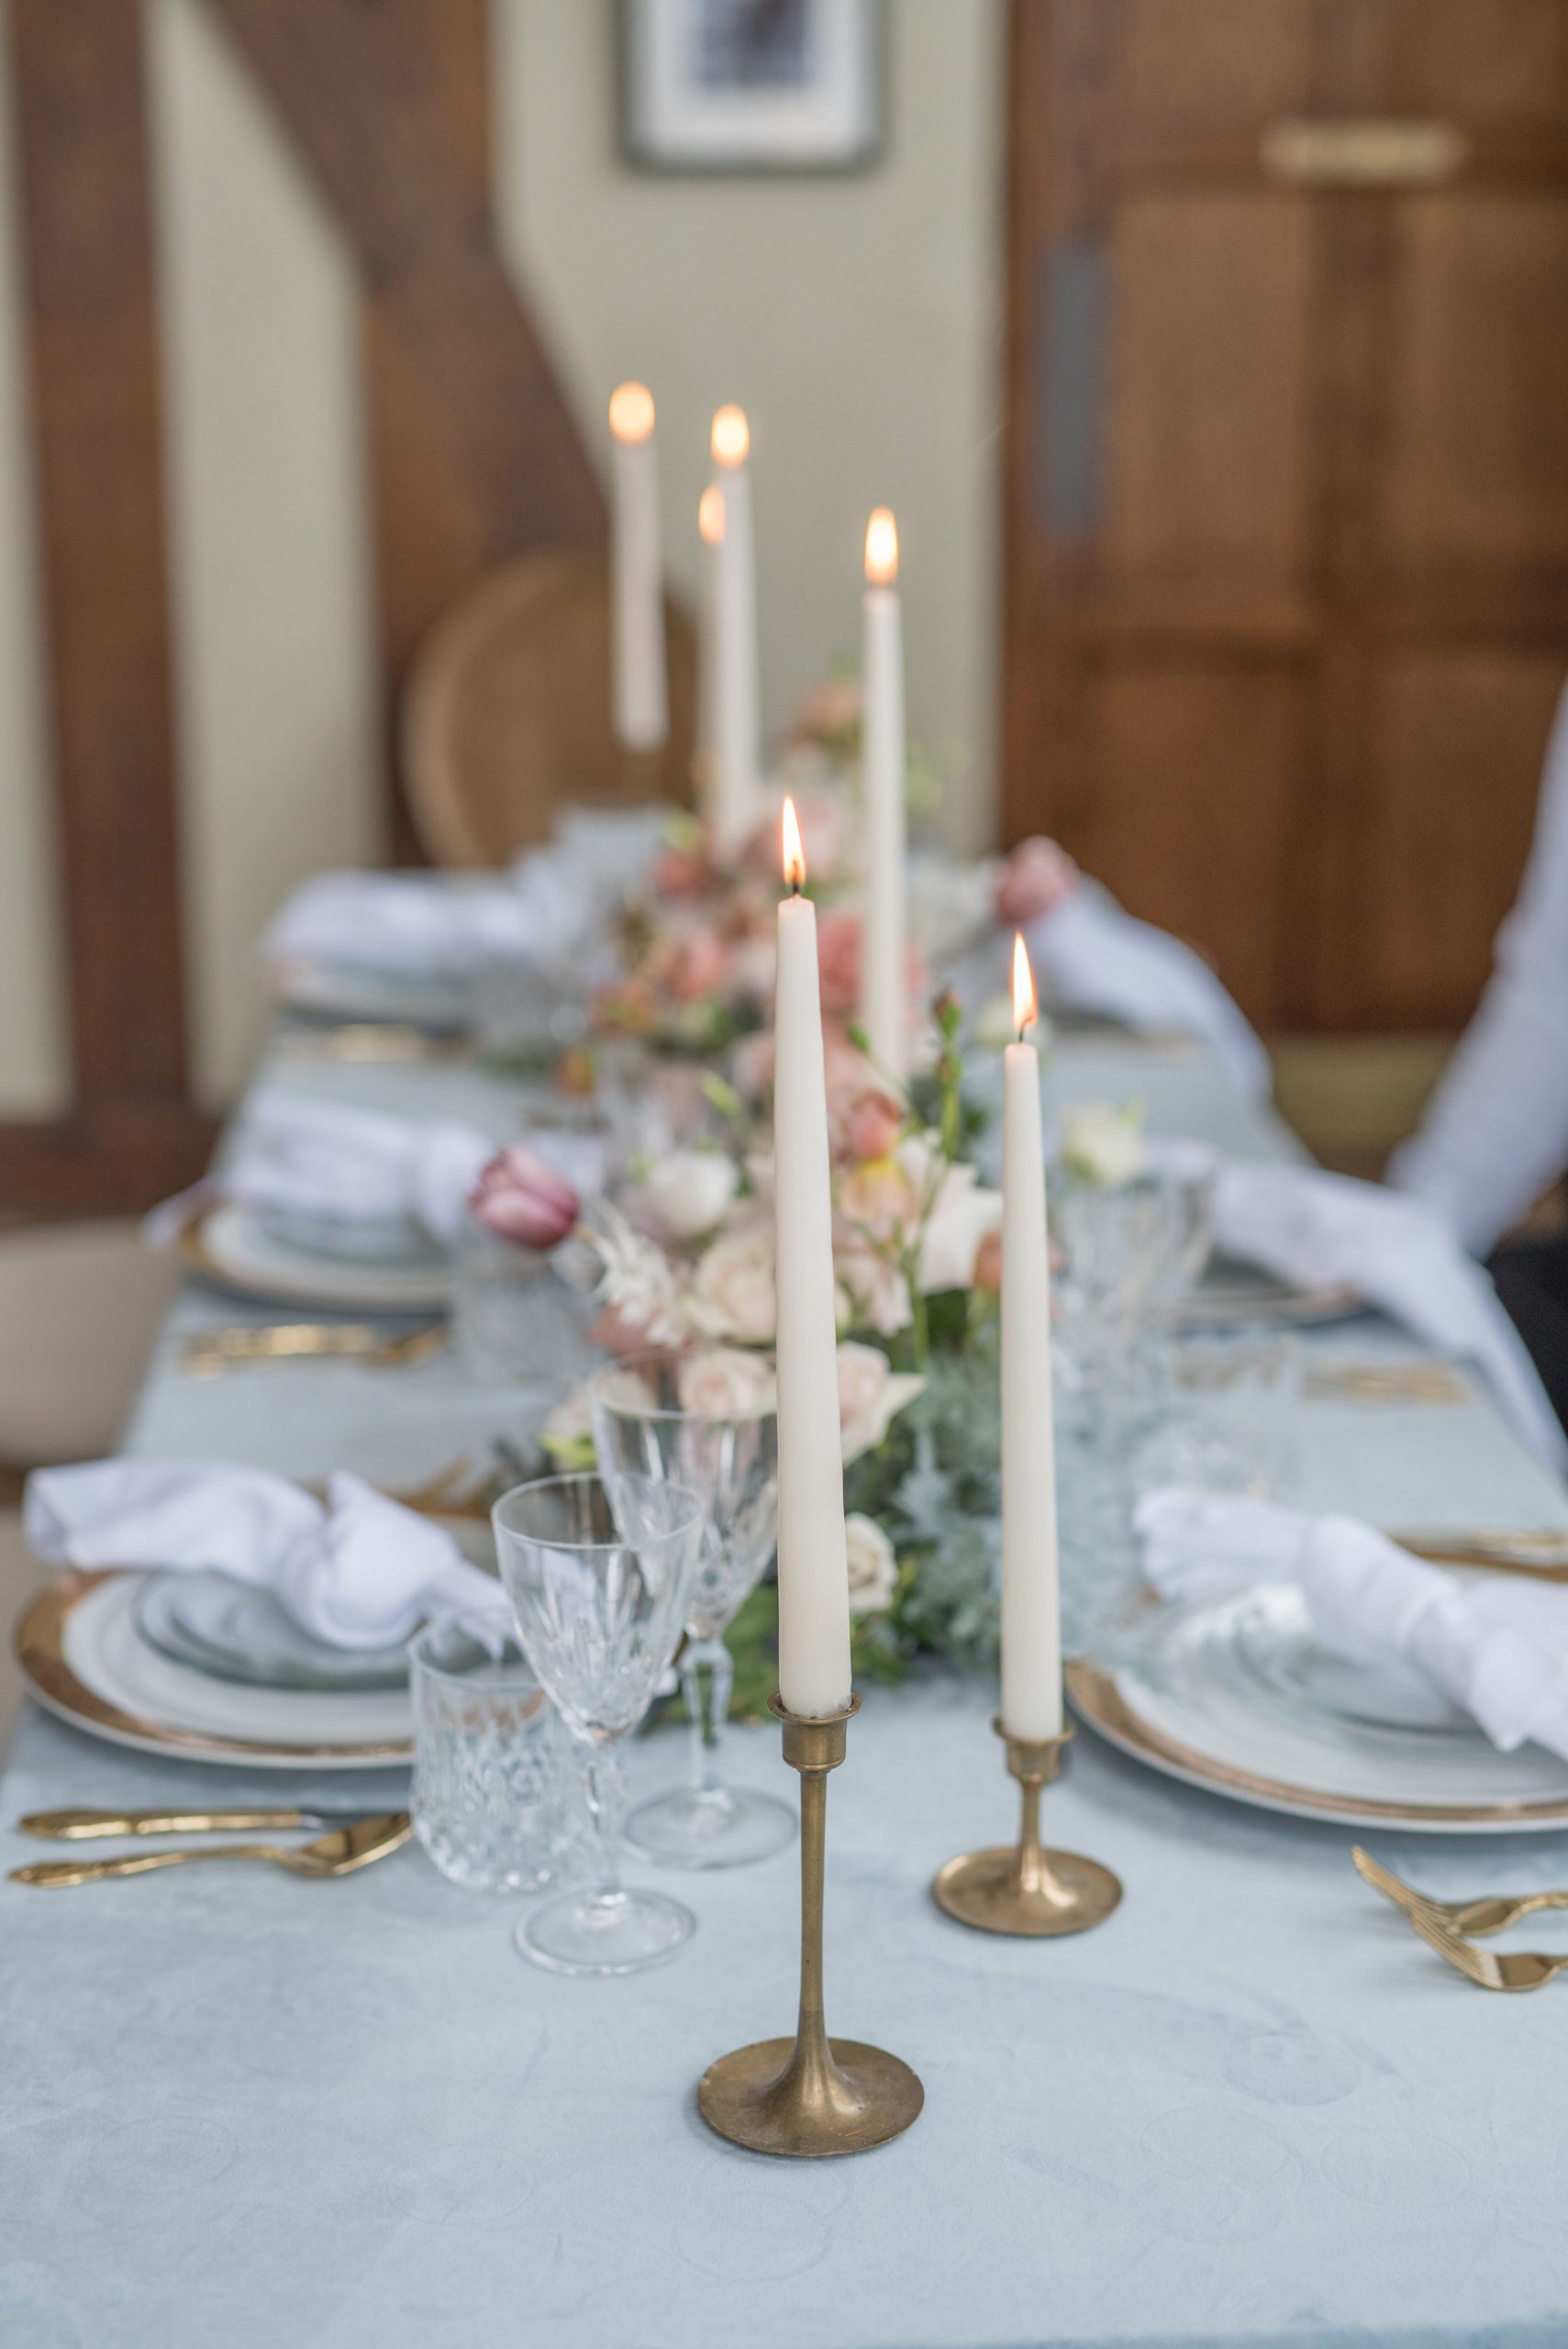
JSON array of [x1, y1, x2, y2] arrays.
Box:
[[0, 1221, 178, 1731], [402, 549, 698, 867]]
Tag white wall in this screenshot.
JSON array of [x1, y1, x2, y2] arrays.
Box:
[[492, 0, 1005, 855], [150, 0, 383, 1109], [0, 0, 1005, 1111]]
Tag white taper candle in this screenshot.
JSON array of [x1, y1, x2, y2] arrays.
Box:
[[773, 796, 852, 1719], [1000, 935, 1062, 1740], [607, 383, 666, 751], [710, 404, 761, 860], [857, 507, 906, 1080]]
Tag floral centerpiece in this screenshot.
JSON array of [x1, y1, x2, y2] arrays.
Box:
[[527, 993, 1016, 1710]]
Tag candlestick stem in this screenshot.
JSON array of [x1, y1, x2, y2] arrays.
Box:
[[931, 1717, 1122, 1937], [697, 1693, 923, 2156]]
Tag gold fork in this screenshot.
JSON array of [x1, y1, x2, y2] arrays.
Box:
[[181, 1321, 446, 1375], [1353, 1849, 1568, 1993], [1352, 1846, 1568, 1938], [9, 1812, 411, 1887]]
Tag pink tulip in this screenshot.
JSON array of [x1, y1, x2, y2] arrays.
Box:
[[994, 837, 1079, 928], [470, 1147, 580, 1251], [815, 907, 864, 1013], [846, 1091, 903, 1164]]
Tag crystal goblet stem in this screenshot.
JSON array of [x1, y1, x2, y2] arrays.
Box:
[[681, 1634, 738, 1815]]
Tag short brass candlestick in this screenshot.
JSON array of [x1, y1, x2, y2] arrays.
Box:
[[698, 1693, 924, 2157], [932, 1717, 1121, 1937]]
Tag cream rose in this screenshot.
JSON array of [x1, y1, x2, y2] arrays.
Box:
[[837, 1341, 925, 1465], [687, 1221, 777, 1343], [1061, 1102, 1150, 1188], [844, 1514, 898, 1616], [678, 1346, 777, 1418], [917, 1160, 1003, 1295], [640, 1149, 740, 1241], [540, 1384, 595, 1469]]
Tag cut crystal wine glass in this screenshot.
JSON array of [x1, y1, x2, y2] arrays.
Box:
[[589, 1351, 793, 1869], [491, 1472, 704, 1974]]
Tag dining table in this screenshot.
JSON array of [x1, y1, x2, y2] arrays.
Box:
[[5, 1012, 1568, 2349]]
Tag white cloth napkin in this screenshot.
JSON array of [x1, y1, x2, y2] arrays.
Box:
[[1136, 1486, 1568, 1764], [262, 806, 674, 980], [26, 1460, 511, 1652], [1024, 884, 1271, 1101], [1210, 1162, 1567, 1471], [146, 1094, 495, 1250]]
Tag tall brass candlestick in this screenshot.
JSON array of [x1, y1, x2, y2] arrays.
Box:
[[932, 1718, 1121, 1937], [698, 1695, 923, 2157]]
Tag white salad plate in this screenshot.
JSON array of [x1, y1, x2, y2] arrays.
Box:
[[1068, 1583, 1568, 1832]]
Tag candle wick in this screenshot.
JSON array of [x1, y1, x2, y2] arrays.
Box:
[[790, 880, 802, 898]]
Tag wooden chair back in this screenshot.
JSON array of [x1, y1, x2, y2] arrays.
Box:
[[402, 547, 696, 866]]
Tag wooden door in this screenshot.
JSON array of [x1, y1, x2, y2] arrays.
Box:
[[1004, 0, 1568, 1033]]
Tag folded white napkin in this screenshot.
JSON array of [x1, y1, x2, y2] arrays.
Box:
[[1210, 1163, 1567, 1471], [26, 1460, 511, 1652], [263, 872, 539, 979], [1136, 1486, 1568, 1764], [146, 1094, 495, 1250], [1024, 884, 1271, 1102], [263, 806, 674, 981]]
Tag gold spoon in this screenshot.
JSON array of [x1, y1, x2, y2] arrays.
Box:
[[9, 1811, 411, 1887]]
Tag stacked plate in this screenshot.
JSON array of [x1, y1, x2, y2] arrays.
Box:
[[14, 1525, 492, 1768], [176, 1201, 452, 1312], [1069, 1582, 1568, 1833]]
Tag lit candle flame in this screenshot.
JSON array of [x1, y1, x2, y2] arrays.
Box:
[[1012, 933, 1038, 1038], [782, 796, 806, 893], [607, 381, 655, 444], [711, 404, 750, 468], [698, 484, 725, 546], [864, 507, 898, 586]]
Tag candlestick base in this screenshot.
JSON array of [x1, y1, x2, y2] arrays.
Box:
[[698, 2033, 924, 2159], [697, 1694, 923, 2158], [931, 1718, 1122, 1939]]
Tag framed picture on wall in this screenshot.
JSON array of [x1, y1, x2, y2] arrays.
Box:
[[619, 0, 884, 174]]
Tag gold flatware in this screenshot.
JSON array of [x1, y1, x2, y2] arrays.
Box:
[[181, 1320, 447, 1374], [1387, 1529, 1568, 1580], [1405, 1904, 1568, 1994], [18, 1805, 372, 1842], [1306, 1362, 1468, 1407], [9, 1811, 412, 1887], [1352, 1845, 1568, 1940], [274, 1023, 468, 1066]]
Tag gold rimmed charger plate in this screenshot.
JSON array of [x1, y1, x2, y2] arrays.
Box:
[[15, 1573, 413, 1768], [1065, 1659, 1568, 1832], [173, 1202, 451, 1314]]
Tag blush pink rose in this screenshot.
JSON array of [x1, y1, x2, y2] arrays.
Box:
[[846, 1091, 903, 1164], [652, 842, 714, 899], [470, 1148, 580, 1251], [994, 837, 1079, 928], [650, 927, 730, 1004], [815, 908, 863, 1014]]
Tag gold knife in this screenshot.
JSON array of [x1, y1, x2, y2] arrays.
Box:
[[17, 1805, 373, 1841]]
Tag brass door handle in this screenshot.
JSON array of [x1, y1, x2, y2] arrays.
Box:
[[1262, 117, 1467, 187]]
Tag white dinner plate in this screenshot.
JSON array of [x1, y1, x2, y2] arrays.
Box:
[[16, 1572, 413, 1767], [1173, 1262, 1363, 1330], [178, 1202, 451, 1312], [1068, 1584, 1568, 1831], [274, 957, 472, 1031]]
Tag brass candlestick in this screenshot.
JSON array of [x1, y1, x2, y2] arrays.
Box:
[[698, 1693, 924, 2157], [932, 1717, 1122, 1937]]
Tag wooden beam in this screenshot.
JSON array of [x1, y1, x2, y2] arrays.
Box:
[[0, 1103, 218, 1218], [8, 0, 189, 1098], [202, 0, 606, 858]]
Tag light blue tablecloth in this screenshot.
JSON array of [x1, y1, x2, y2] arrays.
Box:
[[6, 1031, 1568, 2349]]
